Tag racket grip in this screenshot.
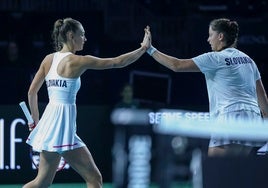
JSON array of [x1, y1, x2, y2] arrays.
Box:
[[19, 101, 34, 124]]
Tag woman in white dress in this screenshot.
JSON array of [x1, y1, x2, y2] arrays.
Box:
[[23, 18, 150, 188]]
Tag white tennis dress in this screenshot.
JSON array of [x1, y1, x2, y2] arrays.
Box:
[[26, 52, 86, 153]]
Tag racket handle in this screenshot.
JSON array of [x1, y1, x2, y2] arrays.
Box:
[[19, 101, 34, 124]]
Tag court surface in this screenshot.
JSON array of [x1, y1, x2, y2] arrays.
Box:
[[0, 183, 110, 188], [0, 182, 192, 188]]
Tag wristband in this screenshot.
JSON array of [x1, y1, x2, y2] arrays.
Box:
[[147, 46, 157, 56]]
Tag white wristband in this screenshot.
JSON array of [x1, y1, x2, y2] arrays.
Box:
[[147, 46, 157, 56]]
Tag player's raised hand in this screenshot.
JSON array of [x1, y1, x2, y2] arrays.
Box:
[[145, 26, 157, 56], [145, 26, 152, 47]]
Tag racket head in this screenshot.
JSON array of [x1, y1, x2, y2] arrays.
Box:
[[29, 147, 67, 171]]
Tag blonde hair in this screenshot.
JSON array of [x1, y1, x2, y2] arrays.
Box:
[[51, 18, 81, 51]]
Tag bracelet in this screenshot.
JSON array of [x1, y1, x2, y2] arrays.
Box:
[[147, 46, 157, 56]]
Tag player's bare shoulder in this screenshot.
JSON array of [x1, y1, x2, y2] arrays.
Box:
[[41, 53, 55, 75], [65, 53, 92, 64], [63, 53, 94, 70]]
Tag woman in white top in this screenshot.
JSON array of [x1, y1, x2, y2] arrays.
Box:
[[23, 18, 150, 188], [146, 18, 268, 157]]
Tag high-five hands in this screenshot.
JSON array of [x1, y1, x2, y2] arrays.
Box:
[[141, 26, 156, 56], [145, 26, 157, 56], [145, 26, 152, 47], [141, 26, 151, 49]]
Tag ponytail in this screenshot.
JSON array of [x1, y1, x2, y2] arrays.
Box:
[[52, 19, 64, 51]]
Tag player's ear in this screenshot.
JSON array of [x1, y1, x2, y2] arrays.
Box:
[[66, 31, 74, 40], [218, 32, 224, 41]]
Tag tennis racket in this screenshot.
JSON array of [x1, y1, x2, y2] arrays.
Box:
[[19, 101, 68, 171]]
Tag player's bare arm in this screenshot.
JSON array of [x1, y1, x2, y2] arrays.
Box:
[[28, 54, 53, 123], [256, 79, 268, 118], [151, 51, 200, 72]]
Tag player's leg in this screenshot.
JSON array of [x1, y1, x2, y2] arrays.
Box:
[[208, 145, 227, 157], [208, 110, 262, 157], [208, 144, 252, 157], [62, 146, 102, 188], [23, 151, 61, 188]]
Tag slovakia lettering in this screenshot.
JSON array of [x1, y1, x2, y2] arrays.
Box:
[[225, 56, 253, 66], [46, 79, 67, 88]]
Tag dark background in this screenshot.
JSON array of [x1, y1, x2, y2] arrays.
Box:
[[0, 0, 268, 186], [0, 0, 267, 108]]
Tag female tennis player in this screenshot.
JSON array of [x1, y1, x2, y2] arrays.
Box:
[[23, 18, 150, 188], [146, 18, 268, 157]]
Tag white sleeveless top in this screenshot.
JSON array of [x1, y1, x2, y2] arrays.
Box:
[[46, 52, 81, 104]]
